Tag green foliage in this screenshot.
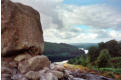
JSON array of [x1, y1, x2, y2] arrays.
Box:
[[103, 72, 115, 78], [88, 46, 99, 62], [93, 68, 121, 74], [99, 40, 121, 57], [111, 57, 121, 68], [68, 58, 75, 64], [95, 49, 112, 68], [68, 55, 90, 66], [68, 40, 121, 79], [88, 40, 121, 63], [44, 42, 82, 58], [87, 40, 121, 68]]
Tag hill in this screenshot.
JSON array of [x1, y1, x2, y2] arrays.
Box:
[[71, 43, 98, 49], [43, 42, 84, 62]]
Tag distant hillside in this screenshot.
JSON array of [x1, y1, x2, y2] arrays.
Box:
[[71, 43, 98, 49], [119, 40, 121, 43], [43, 42, 84, 62]]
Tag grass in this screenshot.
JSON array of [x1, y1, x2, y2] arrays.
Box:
[[93, 68, 121, 74]]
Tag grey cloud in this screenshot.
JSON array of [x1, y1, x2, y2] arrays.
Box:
[[89, 29, 111, 39]]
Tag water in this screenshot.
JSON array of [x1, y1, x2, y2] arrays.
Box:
[[73, 78, 85, 80]]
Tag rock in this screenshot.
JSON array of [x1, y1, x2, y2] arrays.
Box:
[[51, 70, 64, 79], [1, 67, 12, 74], [39, 69, 59, 80], [64, 70, 72, 75], [68, 75, 74, 80], [28, 55, 50, 71], [2, 0, 44, 56], [43, 67, 50, 71], [1, 61, 9, 67], [18, 61, 29, 74], [44, 72, 58, 80], [12, 74, 23, 80], [51, 64, 65, 72], [50, 64, 55, 70], [9, 61, 18, 68], [18, 56, 50, 73], [18, 77, 28, 80], [2, 74, 11, 78], [14, 53, 31, 62], [71, 70, 115, 80], [39, 67, 49, 74], [1, 78, 12, 80], [12, 74, 28, 80], [25, 71, 40, 80]]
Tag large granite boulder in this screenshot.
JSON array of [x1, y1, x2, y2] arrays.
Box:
[[1, 0, 44, 56]]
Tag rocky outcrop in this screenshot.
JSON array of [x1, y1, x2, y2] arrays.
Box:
[[1, 0, 44, 56], [1, 55, 65, 80], [2, 56, 115, 80]]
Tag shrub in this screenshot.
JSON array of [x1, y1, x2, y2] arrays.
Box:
[[103, 72, 115, 78], [111, 57, 121, 68], [95, 49, 112, 68], [68, 55, 90, 66], [88, 46, 99, 62], [68, 58, 75, 64]]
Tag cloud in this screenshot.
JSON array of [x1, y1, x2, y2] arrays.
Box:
[[11, 0, 121, 43], [58, 4, 121, 30], [109, 30, 121, 40], [56, 4, 121, 42]]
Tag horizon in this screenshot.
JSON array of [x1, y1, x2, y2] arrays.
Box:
[[12, 0, 121, 43], [45, 39, 121, 44]]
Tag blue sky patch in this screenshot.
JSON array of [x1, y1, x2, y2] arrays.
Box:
[[74, 24, 91, 34], [75, 24, 91, 30], [63, 0, 106, 6], [63, 0, 121, 11]]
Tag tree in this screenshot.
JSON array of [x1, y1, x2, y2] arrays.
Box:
[[98, 42, 106, 49], [95, 49, 112, 68], [88, 46, 99, 62], [98, 40, 121, 57], [68, 58, 75, 64], [105, 40, 120, 57]]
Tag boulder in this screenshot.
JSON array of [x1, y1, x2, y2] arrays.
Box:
[[1, 0, 44, 56], [52, 64, 65, 72], [18, 61, 29, 74], [25, 71, 40, 80], [2, 74, 11, 79], [41, 72, 58, 80], [51, 70, 64, 79], [18, 77, 28, 80], [14, 53, 31, 62], [11, 74, 24, 80], [1, 67, 12, 74], [1, 78, 12, 80], [28, 55, 50, 71], [18, 55, 50, 73]]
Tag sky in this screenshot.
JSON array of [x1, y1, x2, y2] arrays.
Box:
[[12, 0, 121, 43]]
